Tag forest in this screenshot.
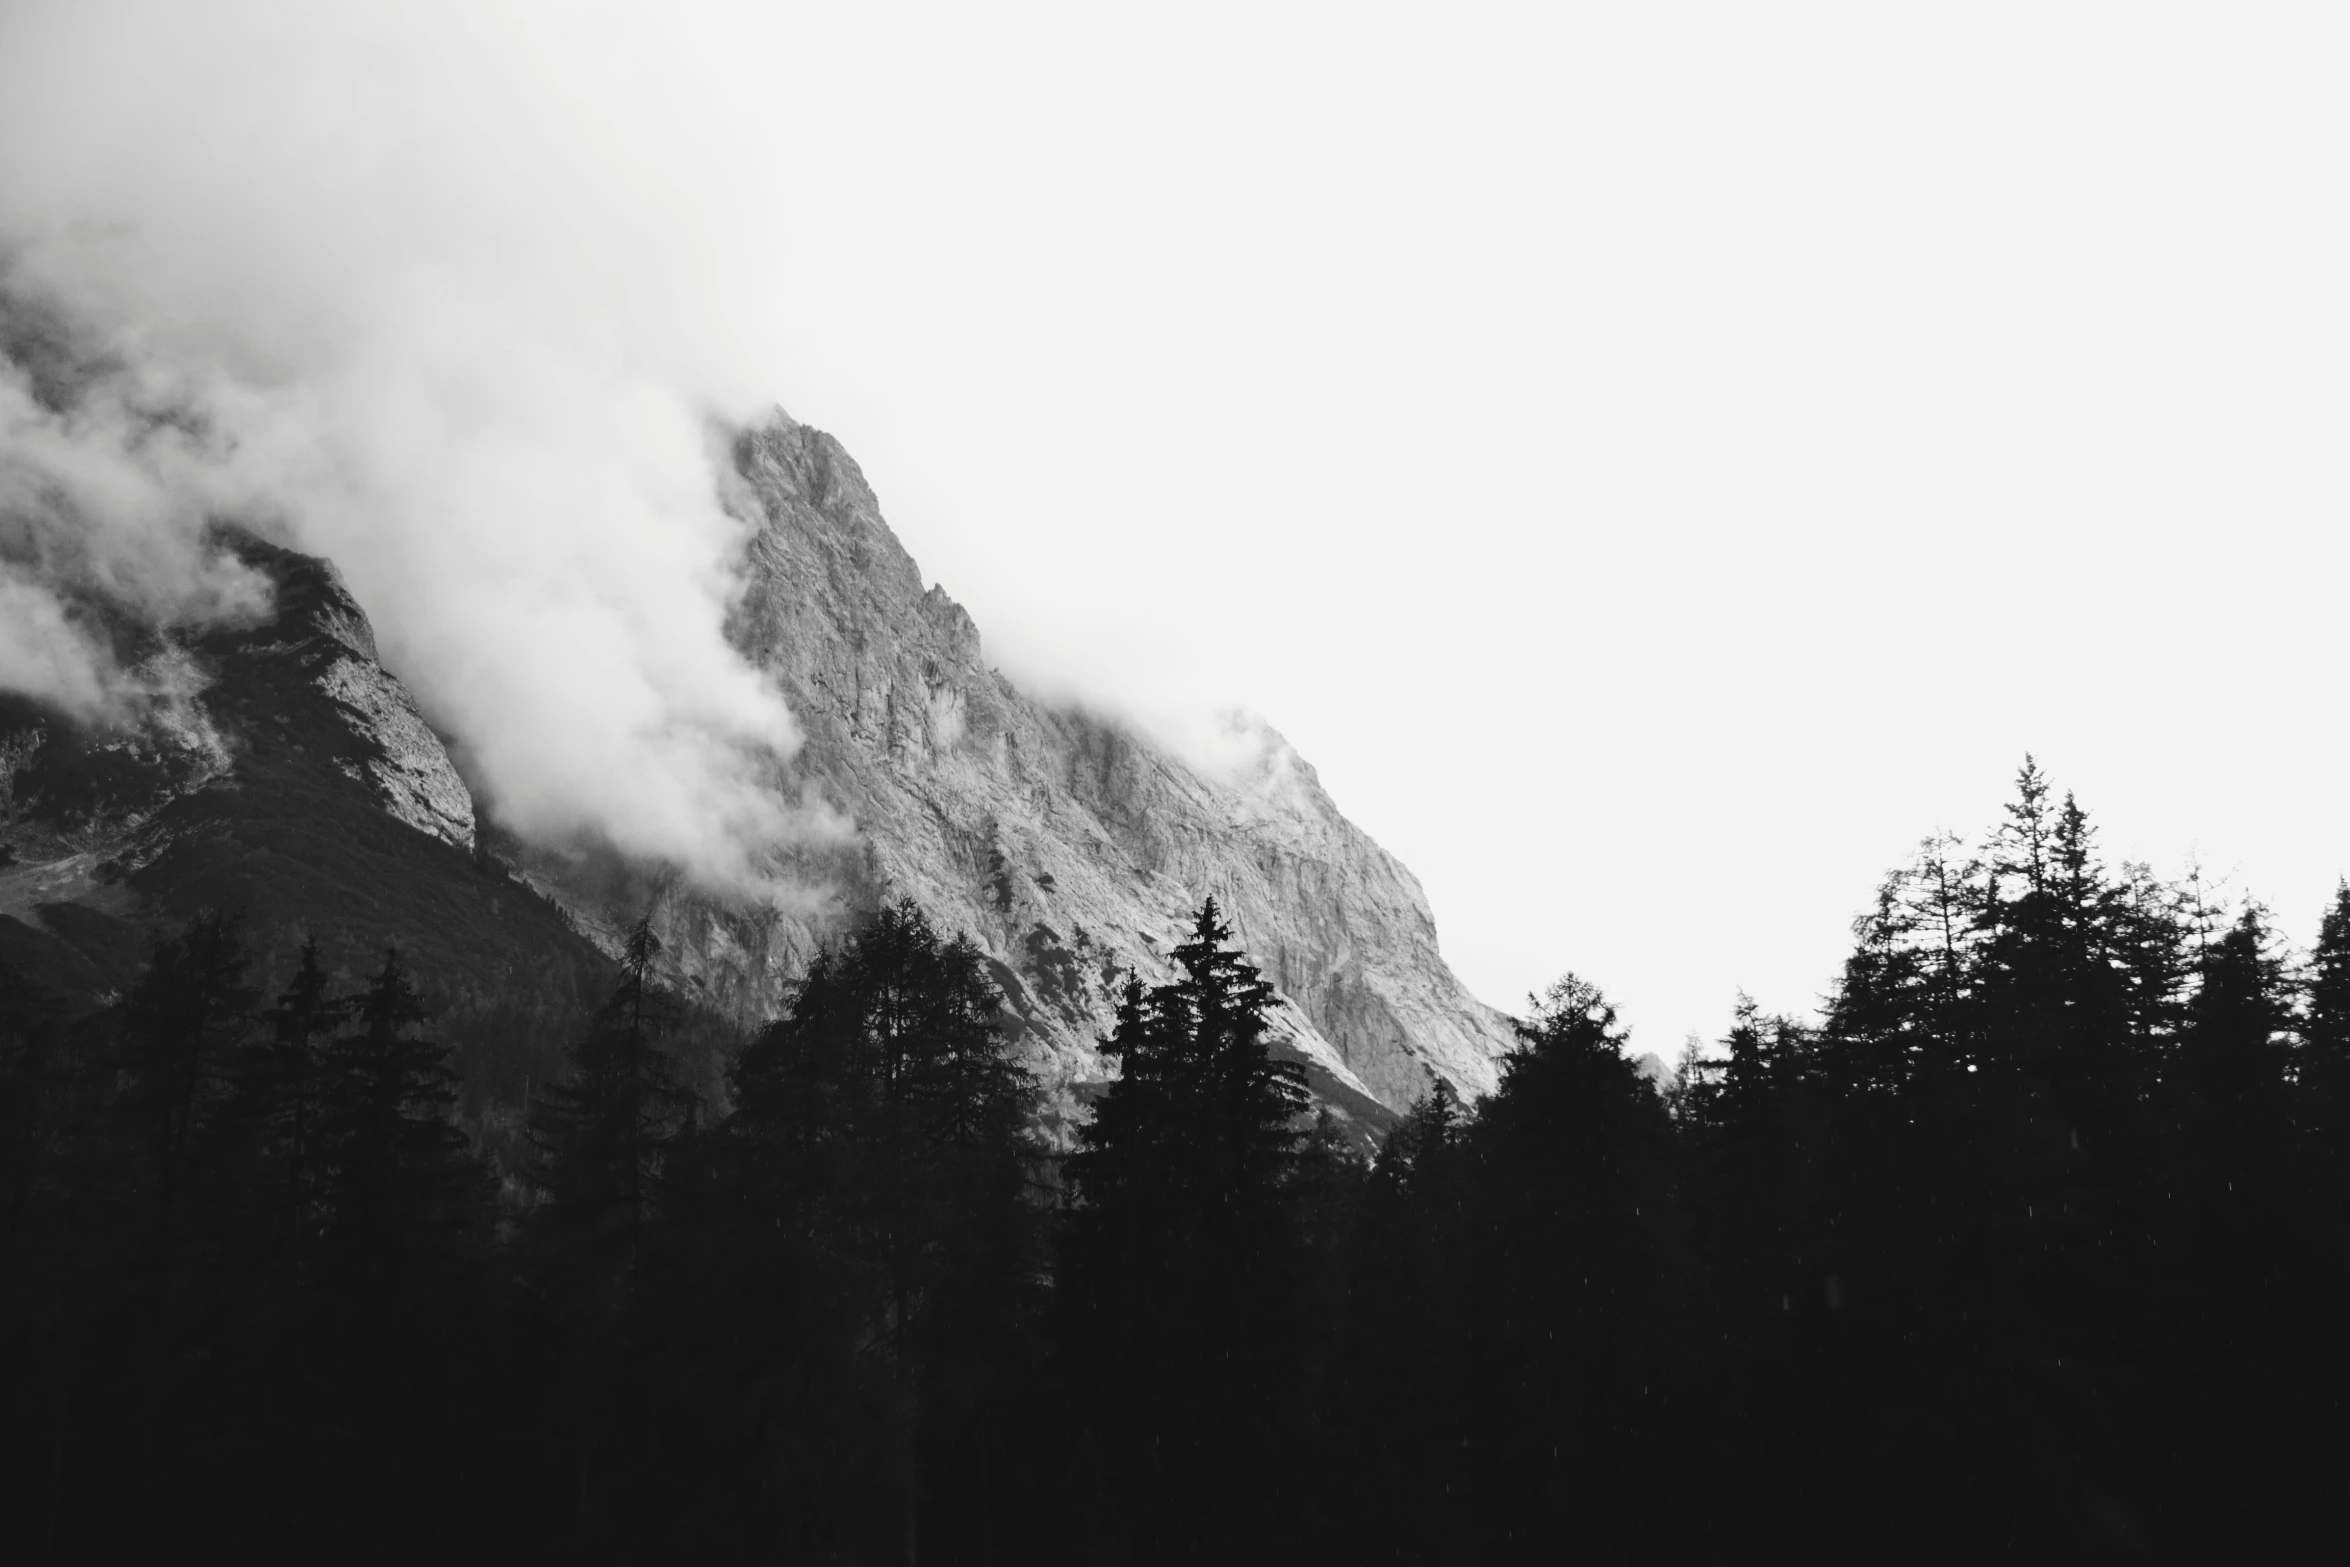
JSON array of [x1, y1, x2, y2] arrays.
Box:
[[3, 758, 2347, 1564]]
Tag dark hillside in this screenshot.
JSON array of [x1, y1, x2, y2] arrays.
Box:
[[0, 538, 616, 1103]]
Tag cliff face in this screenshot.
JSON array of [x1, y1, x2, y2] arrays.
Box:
[[2, 410, 1515, 1130], [530, 414, 1515, 1126], [0, 538, 610, 1079]]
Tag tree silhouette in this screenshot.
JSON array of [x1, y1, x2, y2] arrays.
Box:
[[1059, 897, 1313, 1560], [530, 915, 690, 1298], [670, 900, 1045, 1561]]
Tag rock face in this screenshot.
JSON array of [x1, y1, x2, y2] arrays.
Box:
[[0, 538, 608, 1081], [2, 407, 1517, 1135], [528, 414, 1517, 1129], [312, 632, 477, 853]]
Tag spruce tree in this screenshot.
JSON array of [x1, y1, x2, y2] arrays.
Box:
[[118, 910, 259, 1250], [2176, 906, 2292, 1155], [1450, 975, 1690, 1562], [530, 915, 690, 1296], [319, 946, 480, 1300], [248, 939, 344, 1262], [2163, 905, 2308, 1542], [295, 945, 492, 1537], [0, 951, 67, 1278], [690, 901, 1043, 1561], [1331, 1076, 1467, 1561], [2304, 881, 2350, 1128], [1059, 897, 1312, 1559], [1972, 757, 2069, 1084]]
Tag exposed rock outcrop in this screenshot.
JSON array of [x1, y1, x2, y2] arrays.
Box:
[[2, 411, 1515, 1135], [529, 413, 1516, 1125], [0, 538, 605, 1062]]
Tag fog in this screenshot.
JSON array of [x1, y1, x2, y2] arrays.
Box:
[[0, 3, 833, 886], [5, 2, 2348, 1044]]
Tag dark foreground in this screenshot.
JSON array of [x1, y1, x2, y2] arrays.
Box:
[[4, 760, 2348, 1564]]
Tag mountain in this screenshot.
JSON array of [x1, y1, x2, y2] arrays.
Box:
[[1, 414, 1515, 1134], [0, 538, 615, 1120], [529, 414, 1515, 1128]]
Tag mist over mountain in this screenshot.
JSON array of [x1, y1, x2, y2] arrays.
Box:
[[563, 412, 1518, 1123], [0, 3, 836, 895], [15, 9, 2350, 1559], [1, 269, 1514, 1129]]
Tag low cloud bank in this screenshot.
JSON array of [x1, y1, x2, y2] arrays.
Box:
[[0, 2, 837, 891]]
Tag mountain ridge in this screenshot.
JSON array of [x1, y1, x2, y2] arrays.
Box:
[[519, 412, 1516, 1127], [0, 411, 1516, 1133]]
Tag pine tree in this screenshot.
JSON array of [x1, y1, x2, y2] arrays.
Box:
[[319, 946, 480, 1297], [2303, 881, 2350, 1128], [1066, 899, 1309, 1223], [2174, 906, 2293, 1171], [2041, 791, 2142, 1131], [1972, 757, 2070, 1084], [118, 910, 259, 1249], [688, 901, 1044, 1561], [1330, 1076, 1466, 1561], [530, 915, 690, 1296], [0, 951, 82, 1555], [0, 951, 68, 1274], [297, 943, 490, 1504], [1824, 834, 1977, 1089], [1451, 975, 1690, 1561], [248, 939, 344, 1260], [2160, 904, 2311, 1542], [1059, 897, 1312, 1558], [1719, 992, 1778, 1111], [81, 914, 267, 1557], [839, 902, 1038, 1565]]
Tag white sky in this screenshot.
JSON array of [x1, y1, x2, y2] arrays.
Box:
[[8, 2, 2350, 1052]]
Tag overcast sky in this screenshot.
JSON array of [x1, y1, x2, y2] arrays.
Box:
[[7, 2, 2350, 1053]]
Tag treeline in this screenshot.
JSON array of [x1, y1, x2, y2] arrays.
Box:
[[4, 759, 2350, 1562]]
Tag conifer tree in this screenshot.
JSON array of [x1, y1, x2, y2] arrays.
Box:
[[1065, 898, 1308, 1223], [1330, 1076, 1466, 1560], [290, 943, 492, 1517], [1451, 975, 1689, 1561], [689, 901, 1043, 1561], [2160, 904, 2311, 1538], [531, 915, 690, 1294], [2174, 906, 2293, 1169], [0, 952, 81, 1551], [522, 917, 697, 1553], [2181, 909, 2289, 1083], [119, 910, 259, 1248], [247, 939, 344, 1259], [1972, 757, 2070, 1084], [2303, 881, 2350, 1127], [1059, 897, 1312, 1558], [73, 914, 267, 1557], [2040, 791, 2144, 1131], [319, 946, 480, 1296], [1825, 834, 1976, 1089], [1719, 991, 1779, 1112], [0, 952, 67, 1270]]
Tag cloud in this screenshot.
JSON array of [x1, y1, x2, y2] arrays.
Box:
[[0, 284, 275, 720], [0, 1, 835, 889]]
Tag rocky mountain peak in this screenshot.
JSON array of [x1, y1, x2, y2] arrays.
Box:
[[532, 413, 1519, 1132], [6, 407, 1515, 1137]]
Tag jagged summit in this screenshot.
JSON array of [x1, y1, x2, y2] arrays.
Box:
[[2, 411, 1515, 1134], [0, 533, 607, 1050], [525, 413, 1517, 1129]]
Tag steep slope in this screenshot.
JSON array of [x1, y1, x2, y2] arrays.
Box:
[[3, 409, 1517, 1132], [0, 538, 614, 1107], [528, 413, 1517, 1127]]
